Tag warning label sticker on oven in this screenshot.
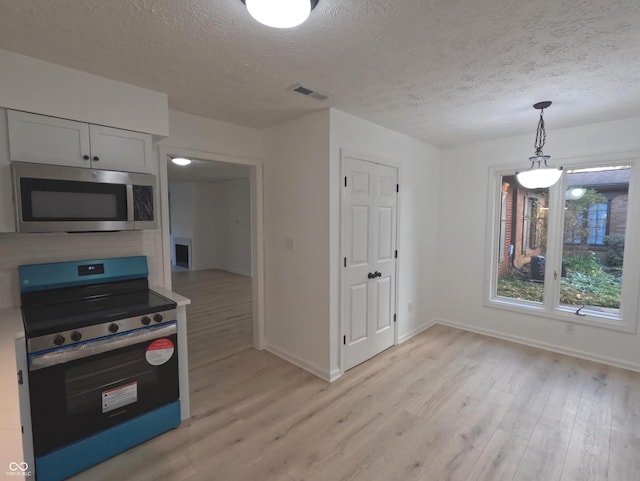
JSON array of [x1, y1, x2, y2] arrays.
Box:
[[102, 382, 138, 414], [146, 338, 175, 366]]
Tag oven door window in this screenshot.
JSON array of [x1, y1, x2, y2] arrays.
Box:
[[28, 333, 178, 457], [20, 178, 128, 221]]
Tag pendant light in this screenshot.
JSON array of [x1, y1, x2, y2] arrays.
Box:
[[241, 0, 319, 29], [516, 101, 563, 189]]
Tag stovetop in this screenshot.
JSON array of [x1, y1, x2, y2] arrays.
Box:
[[21, 289, 177, 338], [19, 256, 178, 352]]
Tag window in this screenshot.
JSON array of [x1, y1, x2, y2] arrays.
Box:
[[487, 161, 639, 331], [522, 194, 541, 252], [586, 203, 608, 245]]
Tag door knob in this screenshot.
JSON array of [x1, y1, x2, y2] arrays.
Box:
[[368, 272, 375, 279], [375, 271, 382, 278]]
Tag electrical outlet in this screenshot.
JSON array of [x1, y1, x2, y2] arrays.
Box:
[[565, 322, 576, 335]]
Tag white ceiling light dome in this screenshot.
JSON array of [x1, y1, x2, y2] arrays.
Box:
[[171, 157, 192, 166], [242, 0, 319, 29]]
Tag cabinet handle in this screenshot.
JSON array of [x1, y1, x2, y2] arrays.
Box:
[[93, 156, 100, 161], [83, 155, 90, 160]]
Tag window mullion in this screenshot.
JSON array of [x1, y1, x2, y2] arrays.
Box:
[[542, 178, 564, 312]]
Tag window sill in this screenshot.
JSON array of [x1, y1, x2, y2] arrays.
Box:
[[485, 296, 637, 334]]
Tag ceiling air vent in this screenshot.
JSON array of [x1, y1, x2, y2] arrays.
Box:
[[289, 84, 331, 101]]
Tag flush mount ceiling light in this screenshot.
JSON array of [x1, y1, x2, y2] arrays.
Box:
[[171, 157, 192, 166], [516, 101, 563, 189], [240, 0, 319, 28], [566, 187, 587, 200]]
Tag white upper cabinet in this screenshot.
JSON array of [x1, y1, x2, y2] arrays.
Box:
[[7, 110, 153, 173], [88, 124, 152, 173], [7, 110, 91, 168]]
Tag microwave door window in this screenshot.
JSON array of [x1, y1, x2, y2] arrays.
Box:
[[20, 178, 128, 221], [31, 191, 118, 219]]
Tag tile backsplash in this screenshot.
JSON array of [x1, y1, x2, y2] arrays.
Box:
[[0, 230, 162, 309]]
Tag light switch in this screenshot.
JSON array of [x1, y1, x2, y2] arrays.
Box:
[[285, 237, 295, 251]]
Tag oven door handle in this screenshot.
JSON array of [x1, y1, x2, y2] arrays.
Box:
[[29, 322, 177, 371]]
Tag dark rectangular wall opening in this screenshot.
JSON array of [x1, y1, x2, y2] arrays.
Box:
[[175, 244, 189, 268]]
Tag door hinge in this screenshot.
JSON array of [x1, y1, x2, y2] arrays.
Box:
[[393, 314, 397, 323], [343, 335, 346, 345], [396, 184, 399, 193], [344, 176, 348, 187], [344, 257, 347, 267], [394, 250, 398, 259], [17, 370, 23, 385]]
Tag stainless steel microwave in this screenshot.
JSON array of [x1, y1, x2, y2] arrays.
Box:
[[11, 162, 158, 233]]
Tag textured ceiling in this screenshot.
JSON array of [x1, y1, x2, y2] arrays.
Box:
[[0, 0, 640, 147]]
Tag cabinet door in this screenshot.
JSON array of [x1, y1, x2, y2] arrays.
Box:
[[7, 110, 91, 168], [89, 125, 153, 173]]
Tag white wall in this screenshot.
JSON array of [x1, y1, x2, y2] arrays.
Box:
[[0, 48, 168, 136], [192, 183, 221, 271], [263, 110, 331, 378], [438, 116, 640, 371], [162, 110, 263, 161], [169, 179, 251, 275], [329, 110, 441, 376], [216, 179, 252, 276]]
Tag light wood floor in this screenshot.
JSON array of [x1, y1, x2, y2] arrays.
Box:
[[69, 303, 640, 480], [172, 268, 254, 366]]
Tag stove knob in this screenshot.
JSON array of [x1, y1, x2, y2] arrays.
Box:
[[108, 323, 119, 333], [53, 335, 65, 346], [70, 331, 82, 342], [141, 316, 151, 326], [153, 314, 163, 323]]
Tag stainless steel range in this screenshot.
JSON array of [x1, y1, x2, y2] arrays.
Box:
[[19, 256, 181, 481]]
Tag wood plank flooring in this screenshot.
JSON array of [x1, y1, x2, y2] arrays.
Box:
[[172, 268, 254, 366], [68, 292, 640, 481]]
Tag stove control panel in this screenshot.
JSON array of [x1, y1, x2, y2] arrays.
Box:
[[27, 308, 177, 353]]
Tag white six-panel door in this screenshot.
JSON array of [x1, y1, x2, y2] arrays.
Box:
[[342, 155, 398, 371]]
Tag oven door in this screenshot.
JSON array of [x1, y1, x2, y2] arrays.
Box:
[[28, 322, 179, 457]]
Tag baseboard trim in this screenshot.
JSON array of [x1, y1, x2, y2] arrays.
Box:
[[328, 368, 342, 382], [435, 318, 640, 373], [398, 321, 437, 344], [265, 343, 332, 382]]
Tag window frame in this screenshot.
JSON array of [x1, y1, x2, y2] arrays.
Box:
[[484, 154, 640, 334]]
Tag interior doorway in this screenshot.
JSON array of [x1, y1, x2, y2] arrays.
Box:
[[159, 147, 265, 354]]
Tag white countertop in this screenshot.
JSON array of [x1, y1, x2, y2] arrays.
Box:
[[150, 286, 191, 307]]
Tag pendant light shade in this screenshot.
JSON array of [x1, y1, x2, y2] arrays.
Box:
[[242, 0, 318, 28], [516, 101, 562, 189]]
